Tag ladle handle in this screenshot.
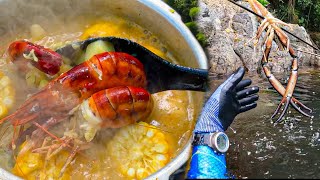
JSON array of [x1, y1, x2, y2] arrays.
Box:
[[166, 65, 208, 91], [145, 62, 208, 94]]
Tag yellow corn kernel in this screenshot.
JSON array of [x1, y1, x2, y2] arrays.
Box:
[[0, 76, 10, 89], [136, 168, 148, 180], [152, 143, 169, 154], [0, 104, 8, 119], [127, 168, 136, 178], [2, 95, 15, 108], [0, 72, 15, 117], [2, 86, 14, 97], [107, 122, 171, 180]]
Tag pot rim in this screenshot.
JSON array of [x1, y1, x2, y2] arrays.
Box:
[[142, 0, 207, 179]]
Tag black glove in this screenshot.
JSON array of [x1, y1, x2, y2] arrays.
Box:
[[194, 67, 259, 133]]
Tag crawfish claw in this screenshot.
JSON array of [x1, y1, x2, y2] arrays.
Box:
[[290, 100, 313, 118], [272, 96, 291, 124]]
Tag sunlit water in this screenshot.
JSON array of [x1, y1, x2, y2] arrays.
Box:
[[170, 67, 320, 179]]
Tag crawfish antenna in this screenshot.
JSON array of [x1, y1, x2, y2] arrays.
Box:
[[227, 0, 320, 52]]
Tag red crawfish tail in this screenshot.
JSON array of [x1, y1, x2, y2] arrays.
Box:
[[8, 40, 63, 75], [55, 52, 147, 100], [79, 86, 153, 142], [127, 86, 154, 121]]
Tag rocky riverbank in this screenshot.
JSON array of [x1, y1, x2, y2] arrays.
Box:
[[196, 0, 320, 75]]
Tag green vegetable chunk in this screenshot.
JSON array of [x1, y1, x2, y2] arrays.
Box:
[[82, 40, 115, 63]]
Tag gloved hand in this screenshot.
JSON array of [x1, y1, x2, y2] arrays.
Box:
[[194, 67, 259, 133]]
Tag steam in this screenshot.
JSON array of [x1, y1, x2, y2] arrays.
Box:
[[0, 0, 93, 52]]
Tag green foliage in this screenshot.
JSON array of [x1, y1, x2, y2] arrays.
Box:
[[257, 0, 270, 6], [185, 22, 198, 33], [189, 7, 200, 21], [165, 0, 198, 22], [269, 0, 320, 31], [164, 0, 208, 47], [196, 32, 207, 46]]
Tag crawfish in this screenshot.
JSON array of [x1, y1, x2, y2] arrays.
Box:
[[8, 40, 63, 76], [1, 50, 147, 148], [244, 0, 312, 123], [15, 86, 153, 177]]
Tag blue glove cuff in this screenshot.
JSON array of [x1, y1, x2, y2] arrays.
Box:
[[187, 145, 228, 179], [194, 98, 224, 133]]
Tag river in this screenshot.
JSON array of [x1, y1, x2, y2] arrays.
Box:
[[228, 67, 320, 179]]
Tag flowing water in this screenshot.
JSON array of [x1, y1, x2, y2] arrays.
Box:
[[170, 67, 320, 179], [227, 67, 320, 179]]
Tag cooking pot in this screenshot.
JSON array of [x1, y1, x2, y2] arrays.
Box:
[[0, 0, 208, 179]]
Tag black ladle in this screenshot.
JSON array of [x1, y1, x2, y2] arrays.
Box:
[[56, 37, 208, 94]]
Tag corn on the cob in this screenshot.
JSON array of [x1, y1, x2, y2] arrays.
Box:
[[107, 122, 171, 180]]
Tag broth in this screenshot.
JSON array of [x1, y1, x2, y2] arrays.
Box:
[[0, 16, 198, 179]]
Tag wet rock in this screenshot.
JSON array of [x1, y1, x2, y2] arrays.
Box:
[[197, 0, 319, 75]]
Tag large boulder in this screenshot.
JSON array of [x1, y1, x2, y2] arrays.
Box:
[[196, 0, 320, 75]]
